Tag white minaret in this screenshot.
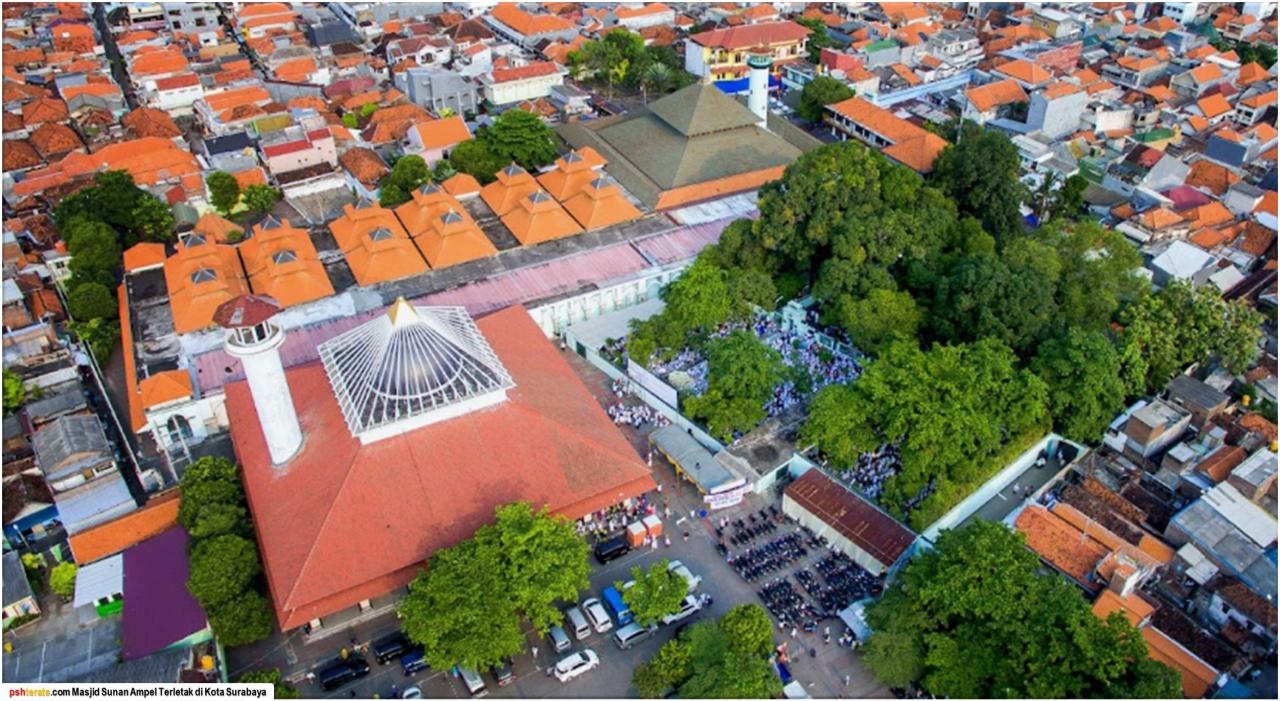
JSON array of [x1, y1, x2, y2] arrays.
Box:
[[747, 48, 773, 128], [215, 295, 302, 465]]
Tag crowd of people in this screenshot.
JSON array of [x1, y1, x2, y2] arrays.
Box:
[[575, 493, 654, 540], [606, 378, 670, 429], [840, 444, 902, 500]]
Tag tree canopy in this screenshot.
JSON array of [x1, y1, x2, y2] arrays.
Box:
[[4, 373, 26, 413], [796, 17, 830, 63], [567, 29, 693, 97], [448, 139, 507, 184], [399, 502, 590, 671], [930, 120, 1027, 243], [207, 172, 241, 214], [55, 170, 175, 246], [620, 560, 687, 627], [380, 155, 430, 207], [208, 590, 275, 647], [68, 282, 118, 322], [1032, 329, 1128, 443], [863, 521, 1182, 699], [632, 605, 780, 699], [481, 110, 557, 171], [796, 75, 852, 123], [50, 562, 77, 599], [241, 185, 281, 214], [685, 330, 786, 442], [187, 535, 262, 609]]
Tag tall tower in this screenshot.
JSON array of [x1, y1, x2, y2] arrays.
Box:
[[214, 295, 302, 465], [747, 47, 773, 128]]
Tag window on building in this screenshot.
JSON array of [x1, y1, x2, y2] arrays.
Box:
[[190, 268, 217, 284]]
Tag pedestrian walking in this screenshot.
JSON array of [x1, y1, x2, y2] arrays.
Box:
[[791, 626, 798, 638], [844, 675, 851, 688], [531, 646, 538, 661], [689, 509, 696, 520], [664, 535, 671, 547]]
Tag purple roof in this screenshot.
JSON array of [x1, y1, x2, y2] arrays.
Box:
[[122, 527, 208, 661], [1163, 185, 1214, 212]]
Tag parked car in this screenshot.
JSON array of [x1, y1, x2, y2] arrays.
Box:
[[400, 685, 423, 699], [563, 604, 591, 639], [667, 560, 701, 591], [318, 657, 371, 691], [373, 632, 411, 664], [458, 666, 487, 697], [548, 625, 572, 652], [400, 646, 428, 675], [660, 594, 701, 625], [613, 622, 657, 650], [601, 585, 633, 626], [553, 649, 600, 683], [593, 535, 630, 564], [492, 659, 515, 687], [582, 597, 612, 633]]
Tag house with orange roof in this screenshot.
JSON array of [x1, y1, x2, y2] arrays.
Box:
[[235, 2, 297, 39], [685, 21, 811, 79], [1015, 505, 1111, 592], [1171, 62, 1229, 99], [194, 85, 274, 135], [536, 150, 604, 201], [49, 21, 95, 54], [1181, 201, 1235, 231], [1234, 89, 1276, 127], [192, 212, 243, 244], [562, 177, 643, 231], [128, 47, 190, 83], [361, 103, 434, 148], [2, 140, 43, 174], [338, 147, 390, 201], [501, 190, 583, 246], [1186, 159, 1241, 197], [481, 164, 543, 216], [485, 3, 578, 49], [261, 127, 336, 178], [1141, 626, 1221, 697], [238, 217, 334, 308], [1195, 93, 1234, 123], [994, 58, 1054, 89], [21, 95, 68, 129], [122, 107, 181, 141], [329, 201, 430, 286], [395, 183, 463, 236], [442, 173, 482, 200], [410, 206, 498, 269], [28, 122, 81, 160], [478, 61, 567, 106], [962, 78, 1028, 124], [1103, 54, 1166, 88], [825, 97, 948, 174], [59, 83, 126, 119], [1234, 62, 1269, 88], [164, 236, 251, 334], [402, 115, 472, 167], [141, 72, 204, 116], [611, 3, 674, 31]]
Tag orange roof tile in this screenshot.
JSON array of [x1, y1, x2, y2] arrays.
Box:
[[996, 58, 1052, 85], [1237, 62, 1269, 86], [827, 97, 947, 173], [1189, 228, 1228, 250], [1185, 115, 1211, 133], [1015, 505, 1109, 589], [1197, 93, 1233, 119], [562, 177, 642, 231], [1186, 160, 1240, 196], [1185, 45, 1217, 61], [411, 206, 498, 268], [1141, 206, 1186, 230], [21, 95, 69, 127], [338, 147, 389, 187], [233, 167, 267, 189], [1255, 190, 1278, 216], [165, 238, 251, 334], [442, 172, 481, 198], [410, 115, 472, 151], [481, 164, 542, 215], [193, 212, 242, 243], [130, 47, 189, 77], [965, 78, 1028, 112], [28, 121, 81, 157], [1141, 627, 1218, 698], [1143, 84, 1175, 103], [395, 184, 463, 236], [203, 85, 271, 114], [328, 202, 430, 285], [68, 490, 180, 564], [535, 149, 602, 200], [1092, 589, 1155, 627], [490, 3, 574, 36], [139, 369, 193, 410], [273, 56, 316, 82], [1181, 201, 1234, 229], [2, 139, 42, 171], [500, 190, 583, 245], [122, 242, 167, 272], [688, 20, 810, 50], [490, 60, 563, 84], [1188, 62, 1224, 84], [239, 218, 335, 307]]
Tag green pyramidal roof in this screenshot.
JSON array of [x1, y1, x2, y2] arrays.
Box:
[[647, 82, 761, 137]]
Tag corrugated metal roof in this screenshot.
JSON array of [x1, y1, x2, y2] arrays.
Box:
[[784, 469, 915, 568], [632, 217, 735, 265]]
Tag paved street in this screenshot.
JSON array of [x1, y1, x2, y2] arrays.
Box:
[[2, 593, 121, 683], [228, 350, 889, 698]]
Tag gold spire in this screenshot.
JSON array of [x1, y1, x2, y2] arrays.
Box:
[[387, 297, 420, 328]]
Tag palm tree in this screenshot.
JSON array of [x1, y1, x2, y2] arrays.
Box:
[[643, 63, 673, 97], [1032, 171, 1060, 222]]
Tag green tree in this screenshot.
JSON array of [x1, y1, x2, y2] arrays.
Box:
[[399, 536, 526, 671], [69, 318, 120, 362], [1119, 281, 1264, 393], [130, 191, 176, 243], [380, 155, 430, 207], [341, 113, 358, 129], [1050, 173, 1088, 221], [448, 139, 507, 184], [1032, 329, 1128, 443], [237, 669, 299, 699], [187, 535, 262, 609], [685, 330, 785, 441], [56, 170, 173, 246], [864, 521, 1181, 699], [796, 75, 852, 123], [659, 255, 732, 340], [719, 604, 774, 658], [49, 562, 77, 599], [931, 120, 1026, 242], [4, 373, 27, 413], [68, 282, 118, 321], [930, 239, 1061, 354], [65, 218, 122, 280], [208, 590, 275, 647], [241, 185, 281, 214], [1040, 220, 1145, 332], [620, 561, 687, 627], [642, 61, 674, 95], [796, 17, 830, 63], [482, 502, 590, 634], [182, 455, 241, 485], [207, 172, 241, 214], [481, 110, 557, 170], [833, 288, 921, 354], [633, 637, 692, 697]]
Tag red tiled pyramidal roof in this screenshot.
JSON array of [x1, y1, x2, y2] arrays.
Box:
[[230, 305, 657, 630]]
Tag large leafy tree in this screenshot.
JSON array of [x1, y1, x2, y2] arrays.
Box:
[[56, 170, 174, 246], [685, 330, 785, 441], [1032, 329, 1128, 443], [481, 110, 557, 170], [1118, 281, 1263, 394], [65, 218, 122, 281], [802, 338, 1048, 520], [68, 318, 120, 362], [207, 172, 241, 214], [796, 17, 830, 63], [620, 561, 687, 627], [379, 155, 430, 207], [930, 120, 1027, 243], [482, 502, 590, 634], [49, 562, 77, 599], [627, 254, 736, 363], [796, 75, 852, 123], [864, 521, 1182, 699], [187, 535, 262, 609], [241, 185, 281, 214], [1040, 220, 1146, 332], [448, 139, 507, 184], [833, 288, 921, 354], [631, 606, 780, 699], [399, 536, 527, 671], [719, 603, 774, 658], [208, 590, 275, 647], [67, 282, 118, 321]]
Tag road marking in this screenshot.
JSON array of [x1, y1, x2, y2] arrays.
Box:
[[37, 641, 47, 682], [87, 626, 94, 665]]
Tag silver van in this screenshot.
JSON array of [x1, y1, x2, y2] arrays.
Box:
[[458, 667, 487, 697], [613, 622, 656, 650], [548, 625, 572, 653], [563, 605, 591, 640]]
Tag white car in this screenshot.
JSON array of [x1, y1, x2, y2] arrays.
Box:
[[400, 685, 423, 699], [667, 560, 702, 591], [660, 594, 701, 626], [582, 597, 612, 633], [553, 649, 600, 683]]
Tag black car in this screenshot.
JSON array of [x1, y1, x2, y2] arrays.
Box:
[[593, 535, 630, 564], [373, 632, 411, 664], [318, 657, 371, 691], [493, 659, 515, 687]]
